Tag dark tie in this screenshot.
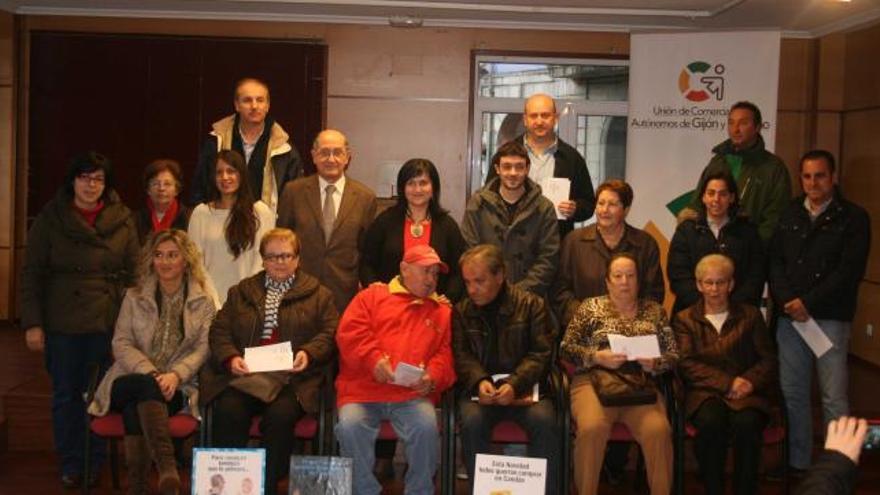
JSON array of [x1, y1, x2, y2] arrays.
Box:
[[322, 184, 336, 244]]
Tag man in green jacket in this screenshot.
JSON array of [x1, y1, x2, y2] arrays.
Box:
[[680, 101, 792, 242]]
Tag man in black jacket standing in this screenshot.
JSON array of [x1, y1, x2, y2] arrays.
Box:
[[486, 93, 596, 239], [453, 244, 559, 493], [770, 149, 871, 475]]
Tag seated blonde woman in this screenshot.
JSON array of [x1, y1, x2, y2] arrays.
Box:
[[561, 252, 677, 495], [673, 253, 777, 495], [88, 229, 218, 495]]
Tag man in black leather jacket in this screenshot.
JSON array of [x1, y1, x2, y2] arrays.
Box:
[[452, 244, 559, 493]]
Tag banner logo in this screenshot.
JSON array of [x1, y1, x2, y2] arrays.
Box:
[[678, 61, 726, 102]]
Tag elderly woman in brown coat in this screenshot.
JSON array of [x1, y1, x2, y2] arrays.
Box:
[[673, 253, 777, 495], [201, 228, 338, 494], [89, 229, 217, 495]]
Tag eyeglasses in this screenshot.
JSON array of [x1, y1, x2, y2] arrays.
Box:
[[263, 252, 296, 263], [149, 180, 177, 190], [76, 173, 106, 185], [314, 148, 348, 160]]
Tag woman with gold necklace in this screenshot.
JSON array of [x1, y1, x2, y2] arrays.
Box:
[[360, 158, 465, 302]]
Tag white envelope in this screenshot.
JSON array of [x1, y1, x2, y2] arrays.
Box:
[[791, 318, 834, 358], [243, 341, 293, 373], [539, 177, 571, 220], [607, 333, 661, 360], [392, 361, 425, 387]]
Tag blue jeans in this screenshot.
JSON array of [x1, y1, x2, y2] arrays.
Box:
[[777, 317, 850, 469], [336, 399, 438, 495], [458, 398, 559, 493], [45, 332, 111, 476]]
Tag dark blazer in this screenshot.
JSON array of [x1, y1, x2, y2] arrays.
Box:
[[667, 214, 764, 314], [359, 207, 466, 302], [553, 223, 665, 327], [134, 204, 193, 245], [200, 271, 338, 413], [277, 175, 377, 312], [769, 191, 871, 321], [673, 301, 777, 417], [453, 283, 553, 397], [486, 135, 595, 239]]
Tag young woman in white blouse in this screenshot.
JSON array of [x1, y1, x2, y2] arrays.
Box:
[[188, 149, 274, 305]]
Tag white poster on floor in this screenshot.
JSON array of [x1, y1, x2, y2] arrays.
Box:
[[472, 453, 546, 495], [191, 448, 265, 495], [626, 31, 780, 241]]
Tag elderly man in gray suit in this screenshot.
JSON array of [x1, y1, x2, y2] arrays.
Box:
[[278, 129, 378, 312]]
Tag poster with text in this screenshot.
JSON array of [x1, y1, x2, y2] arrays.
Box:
[[192, 448, 265, 495], [473, 453, 546, 495], [288, 455, 352, 495]]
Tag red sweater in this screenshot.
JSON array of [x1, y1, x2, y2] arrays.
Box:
[[335, 277, 455, 408]]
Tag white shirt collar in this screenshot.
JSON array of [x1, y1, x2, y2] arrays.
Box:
[[804, 196, 832, 219], [318, 174, 346, 194]]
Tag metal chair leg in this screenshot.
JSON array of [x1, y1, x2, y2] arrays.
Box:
[[110, 438, 120, 491]]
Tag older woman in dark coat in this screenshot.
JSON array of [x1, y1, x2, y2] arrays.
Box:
[[673, 253, 777, 495], [20, 152, 139, 489], [201, 228, 338, 494], [134, 159, 193, 245]]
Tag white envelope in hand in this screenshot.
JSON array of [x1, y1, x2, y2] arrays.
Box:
[[243, 341, 294, 373]]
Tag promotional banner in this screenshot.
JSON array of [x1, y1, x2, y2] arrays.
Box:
[[626, 31, 781, 240]]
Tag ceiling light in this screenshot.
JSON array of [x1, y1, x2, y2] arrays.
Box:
[[389, 15, 423, 28]]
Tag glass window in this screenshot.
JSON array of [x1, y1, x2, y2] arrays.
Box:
[[478, 62, 629, 101], [470, 55, 630, 218]]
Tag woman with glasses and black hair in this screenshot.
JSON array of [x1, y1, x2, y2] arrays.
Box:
[[20, 151, 140, 489], [188, 149, 274, 306]]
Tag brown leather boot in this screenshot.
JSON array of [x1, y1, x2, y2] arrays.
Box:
[[123, 435, 150, 495], [137, 401, 180, 495]]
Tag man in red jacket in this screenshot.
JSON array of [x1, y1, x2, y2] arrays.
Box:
[[335, 244, 456, 495]]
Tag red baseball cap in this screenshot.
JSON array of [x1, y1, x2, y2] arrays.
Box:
[[402, 244, 449, 274]]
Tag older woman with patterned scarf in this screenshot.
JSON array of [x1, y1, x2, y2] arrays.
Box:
[[201, 228, 338, 494], [89, 229, 218, 495]]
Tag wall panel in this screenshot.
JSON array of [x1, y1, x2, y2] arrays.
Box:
[[852, 282, 880, 367], [775, 111, 810, 193], [844, 23, 880, 111], [840, 108, 880, 282], [778, 38, 815, 112]]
